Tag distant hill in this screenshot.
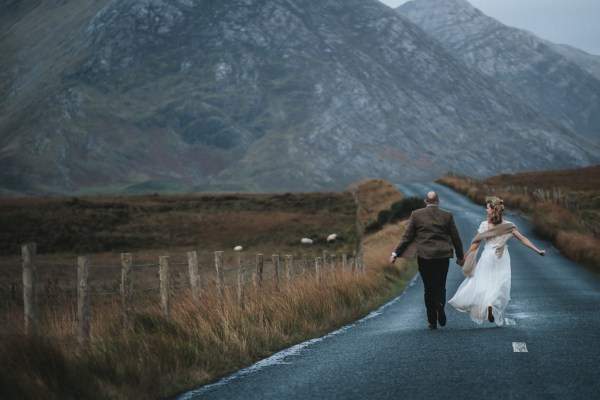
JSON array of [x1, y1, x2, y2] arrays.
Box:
[[1, 0, 597, 196], [397, 0, 600, 142]]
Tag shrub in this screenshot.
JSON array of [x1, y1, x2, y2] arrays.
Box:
[[365, 197, 422, 234], [365, 220, 383, 234], [388, 197, 422, 223]]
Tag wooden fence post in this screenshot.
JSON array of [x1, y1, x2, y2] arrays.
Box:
[[342, 254, 348, 270], [359, 253, 365, 273], [159, 256, 171, 316], [315, 257, 321, 284], [272, 255, 280, 290], [322, 250, 328, 270], [215, 251, 225, 308], [22, 243, 38, 335], [256, 253, 264, 287], [120, 253, 133, 330], [187, 251, 201, 300], [77, 256, 91, 345], [302, 254, 308, 275], [285, 255, 292, 284], [238, 253, 245, 311]]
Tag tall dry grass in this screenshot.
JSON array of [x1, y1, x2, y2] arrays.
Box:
[[0, 260, 412, 399], [438, 168, 600, 273], [0, 180, 416, 399]]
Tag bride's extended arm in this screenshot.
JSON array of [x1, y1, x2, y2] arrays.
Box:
[[513, 230, 546, 256]]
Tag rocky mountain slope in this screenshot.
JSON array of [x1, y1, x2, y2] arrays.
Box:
[[397, 0, 600, 141], [0, 0, 597, 195], [545, 42, 600, 81]]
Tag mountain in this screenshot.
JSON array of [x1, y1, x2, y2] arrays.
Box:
[[397, 0, 600, 142], [0, 0, 597, 196], [544, 42, 600, 81]]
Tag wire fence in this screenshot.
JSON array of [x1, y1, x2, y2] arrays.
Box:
[[2, 243, 364, 343], [452, 174, 599, 238]]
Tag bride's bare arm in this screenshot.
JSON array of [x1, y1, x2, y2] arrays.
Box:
[[465, 242, 480, 257], [513, 230, 546, 256]]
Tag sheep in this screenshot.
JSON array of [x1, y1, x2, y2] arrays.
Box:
[[234, 245, 243, 251], [327, 233, 337, 243], [300, 238, 313, 244]]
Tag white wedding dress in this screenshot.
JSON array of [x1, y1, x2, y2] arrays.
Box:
[[448, 221, 512, 326]]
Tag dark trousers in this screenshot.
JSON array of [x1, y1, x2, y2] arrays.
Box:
[[418, 257, 450, 324]]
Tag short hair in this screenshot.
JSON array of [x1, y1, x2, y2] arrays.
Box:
[[424, 191, 439, 205]]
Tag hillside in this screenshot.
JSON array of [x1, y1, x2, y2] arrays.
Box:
[[0, 191, 360, 257], [1, 0, 597, 195], [397, 0, 600, 142]]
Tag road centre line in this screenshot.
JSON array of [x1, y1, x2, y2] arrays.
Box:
[[512, 342, 528, 352]]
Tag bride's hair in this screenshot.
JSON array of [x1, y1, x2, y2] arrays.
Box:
[[486, 196, 504, 224]]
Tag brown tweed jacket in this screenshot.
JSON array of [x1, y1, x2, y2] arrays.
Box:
[[393, 205, 464, 260]]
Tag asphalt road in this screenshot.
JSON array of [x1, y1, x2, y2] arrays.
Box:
[[176, 183, 600, 400]]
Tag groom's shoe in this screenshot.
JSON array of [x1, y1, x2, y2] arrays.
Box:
[[436, 303, 447, 327], [428, 323, 437, 330]]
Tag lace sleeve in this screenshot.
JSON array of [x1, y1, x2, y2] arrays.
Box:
[[477, 221, 487, 234]]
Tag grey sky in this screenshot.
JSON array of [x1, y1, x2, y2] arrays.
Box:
[[378, 0, 600, 56]]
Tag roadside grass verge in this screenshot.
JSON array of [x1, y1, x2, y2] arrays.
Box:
[[438, 167, 600, 273]]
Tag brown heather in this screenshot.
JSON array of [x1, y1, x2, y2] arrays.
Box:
[[438, 166, 600, 273], [0, 180, 414, 400]]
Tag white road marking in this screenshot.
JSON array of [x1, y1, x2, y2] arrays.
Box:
[[513, 342, 528, 352], [505, 318, 516, 325]]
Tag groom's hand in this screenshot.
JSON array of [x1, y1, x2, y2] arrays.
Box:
[[456, 257, 465, 266]]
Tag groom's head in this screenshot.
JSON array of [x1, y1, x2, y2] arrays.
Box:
[[424, 191, 439, 206]]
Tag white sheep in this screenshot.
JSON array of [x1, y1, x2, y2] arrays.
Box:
[[300, 238, 313, 244], [234, 245, 243, 251], [327, 233, 337, 243]]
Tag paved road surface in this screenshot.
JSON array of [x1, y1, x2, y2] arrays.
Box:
[[176, 183, 600, 400]]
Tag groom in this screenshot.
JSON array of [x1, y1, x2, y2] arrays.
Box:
[[390, 191, 464, 329]]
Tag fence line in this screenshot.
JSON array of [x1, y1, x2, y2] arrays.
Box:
[[451, 174, 599, 238], [10, 243, 365, 344]]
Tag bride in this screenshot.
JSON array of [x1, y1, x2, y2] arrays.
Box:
[[448, 196, 546, 326]]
